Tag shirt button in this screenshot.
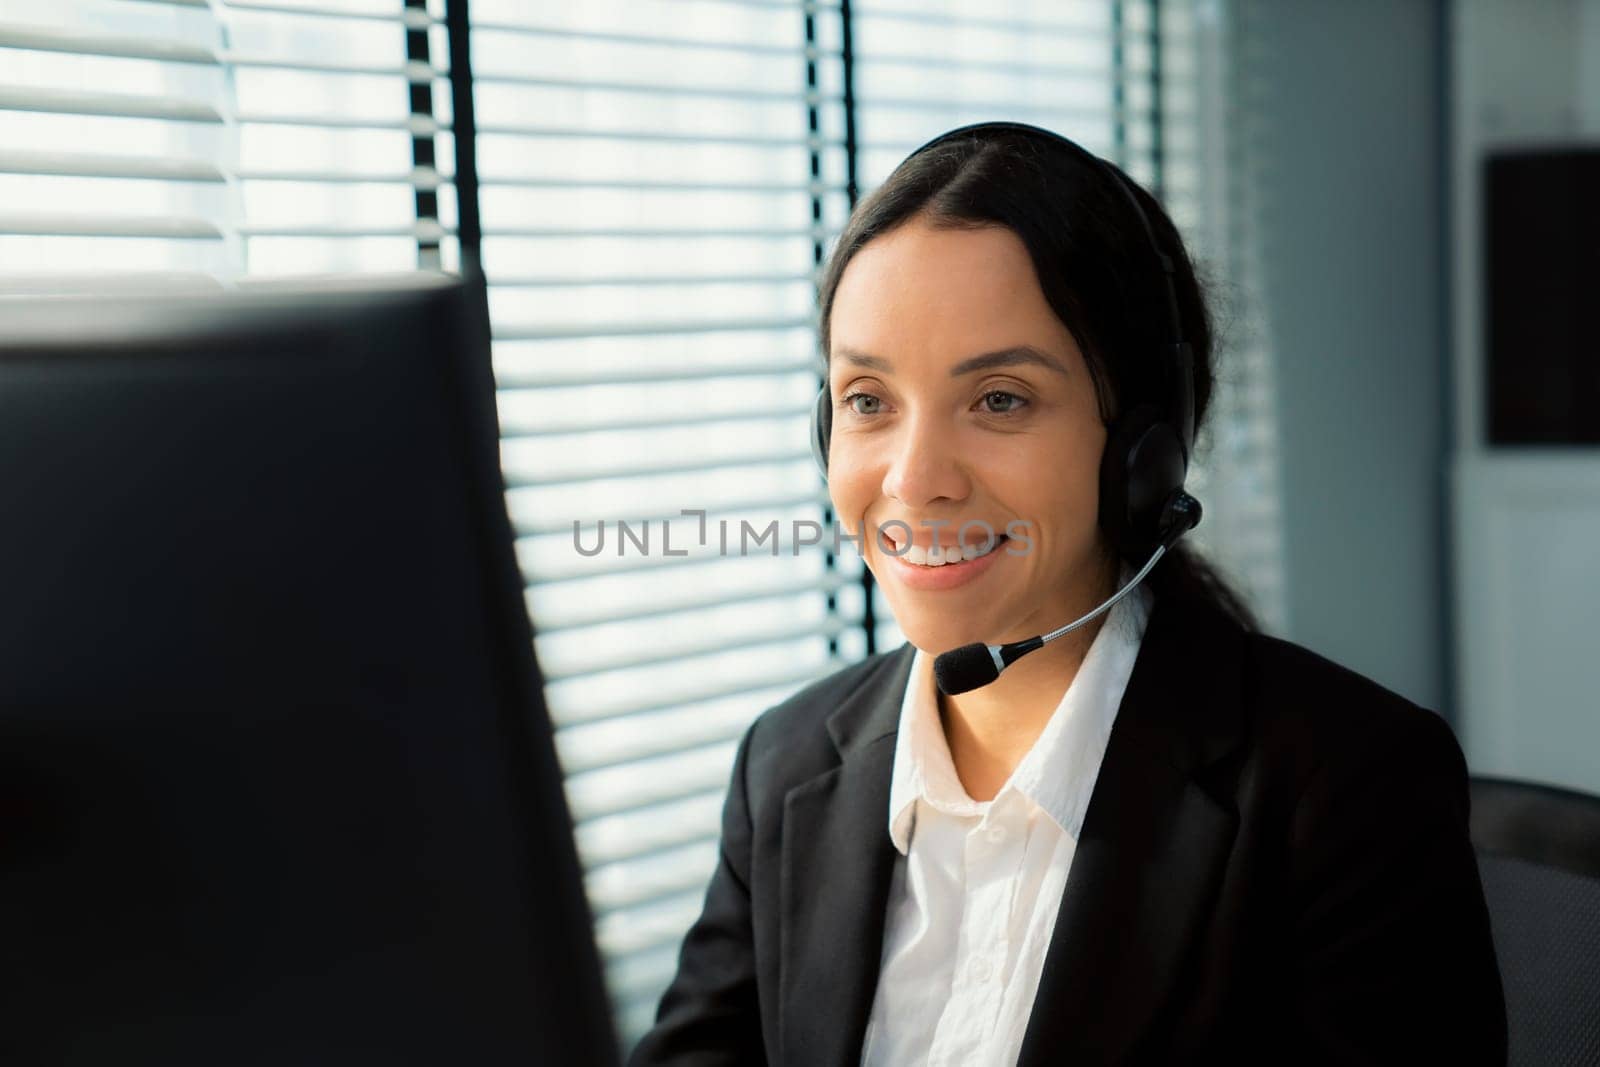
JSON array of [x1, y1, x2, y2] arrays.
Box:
[[969, 955, 994, 983], [985, 823, 1007, 844]]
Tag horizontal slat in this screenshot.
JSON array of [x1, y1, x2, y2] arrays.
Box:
[[532, 570, 848, 634], [473, 124, 836, 148], [235, 166, 444, 189], [861, 137, 1181, 157], [234, 221, 450, 239], [482, 225, 830, 240], [855, 7, 1110, 36], [235, 112, 447, 134], [594, 890, 706, 958], [221, 0, 434, 27], [543, 617, 851, 684], [601, 943, 687, 1002], [519, 488, 828, 547], [220, 55, 443, 83], [0, 85, 221, 123], [502, 403, 808, 441], [577, 786, 728, 840], [0, 149, 223, 182], [503, 446, 813, 490], [574, 792, 724, 867], [494, 316, 813, 342], [488, 271, 816, 288], [682, 0, 832, 7], [567, 743, 740, 823], [579, 825, 723, 883], [0, 213, 221, 238], [478, 177, 839, 195], [226, 271, 463, 292], [586, 841, 718, 916], [520, 490, 828, 545], [493, 359, 818, 390], [551, 658, 848, 732], [558, 699, 759, 779], [472, 71, 840, 105], [0, 23, 217, 65], [529, 538, 821, 585], [862, 96, 1148, 120], [563, 723, 748, 780], [0, 271, 222, 293], [563, 710, 755, 777], [469, 21, 823, 59], [857, 50, 1115, 78]]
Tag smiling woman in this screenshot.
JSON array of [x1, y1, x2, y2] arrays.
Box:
[[629, 123, 1507, 1066]]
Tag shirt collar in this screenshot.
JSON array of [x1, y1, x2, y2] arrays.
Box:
[[886, 570, 1154, 855]]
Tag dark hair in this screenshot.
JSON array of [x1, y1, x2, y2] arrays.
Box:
[[816, 126, 1259, 632]]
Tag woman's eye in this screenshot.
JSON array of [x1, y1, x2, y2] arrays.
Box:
[[980, 390, 1026, 414], [844, 393, 882, 416]]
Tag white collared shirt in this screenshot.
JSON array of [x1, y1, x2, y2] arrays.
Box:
[[859, 578, 1153, 1067]]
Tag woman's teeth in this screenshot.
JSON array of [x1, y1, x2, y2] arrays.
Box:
[[899, 537, 1003, 567]]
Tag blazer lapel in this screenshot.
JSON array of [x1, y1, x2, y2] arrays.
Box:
[[1017, 595, 1247, 1066], [779, 644, 914, 1067]]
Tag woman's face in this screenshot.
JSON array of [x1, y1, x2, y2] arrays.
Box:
[[826, 214, 1115, 654]]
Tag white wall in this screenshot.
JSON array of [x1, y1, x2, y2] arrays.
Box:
[[1450, 0, 1600, 794]]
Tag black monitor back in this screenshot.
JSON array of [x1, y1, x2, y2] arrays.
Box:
[[0, 277, 618, 1066]]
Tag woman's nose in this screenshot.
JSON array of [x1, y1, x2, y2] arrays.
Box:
[[881, 411, 971, 508]]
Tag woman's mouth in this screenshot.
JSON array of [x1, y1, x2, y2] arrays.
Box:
[[878, 530, 1011, 591], [894, 535, 1007, 566]]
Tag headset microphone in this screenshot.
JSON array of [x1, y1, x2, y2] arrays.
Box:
[[931, 493, 1200, 696]]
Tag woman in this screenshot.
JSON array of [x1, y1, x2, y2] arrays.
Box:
[[628, 122, 1505, 1065]]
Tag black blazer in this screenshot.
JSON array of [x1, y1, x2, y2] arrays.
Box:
[[628, 592, 1508, 1065]]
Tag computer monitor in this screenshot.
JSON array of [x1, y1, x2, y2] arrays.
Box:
[[0, 276, 618, 1065]]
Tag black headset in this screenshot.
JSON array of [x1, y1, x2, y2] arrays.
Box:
[[809, 120, 1201, 565]]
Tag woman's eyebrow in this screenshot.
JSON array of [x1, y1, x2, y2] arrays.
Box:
[[949, 346, 1069, 378], [833, 346, 894, 372], [832, 344, 1068, 377]]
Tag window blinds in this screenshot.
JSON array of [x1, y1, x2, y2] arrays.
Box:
[[459, 0, 862, 1042], [1185, 0, 1288, 632], [0, 0, 457, 289]]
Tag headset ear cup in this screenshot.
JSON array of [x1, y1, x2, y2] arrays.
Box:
[[809, 387, 831, 478], [1099, 404, 1187, 561]]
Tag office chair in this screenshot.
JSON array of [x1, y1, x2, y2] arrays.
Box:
[[1470, 775, 1600, 1066]]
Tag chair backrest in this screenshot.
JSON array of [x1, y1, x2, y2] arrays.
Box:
[[1470, 776, 1600, 1066]]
